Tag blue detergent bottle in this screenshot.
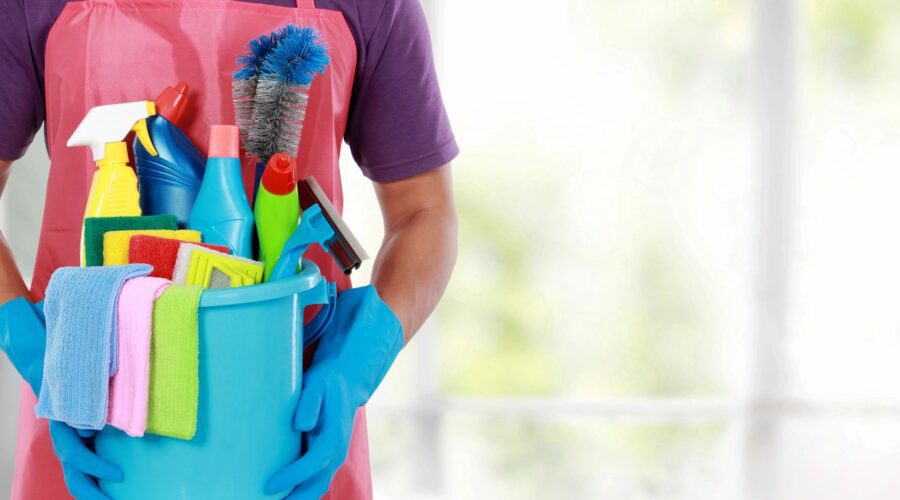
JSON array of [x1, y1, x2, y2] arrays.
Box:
[[188, 125, 255, 258], [134, 83, 205, 227]]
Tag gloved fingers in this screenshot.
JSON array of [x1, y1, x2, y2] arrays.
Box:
[[61, 465, 113, 500], [50, 422, 124, 482], [270, 388, 355, 495], [265, 440, 336, 496], [295, 378, 324, 432], [318, 378, 356, 448], [283, 466, 340, 500], [77, 429, 96, 439]]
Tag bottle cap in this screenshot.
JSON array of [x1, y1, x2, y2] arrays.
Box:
[[208, 125, 240, 158], [261, 153, 297, 195], [97, 142, 130, 167], [155, 82, 190, 124]]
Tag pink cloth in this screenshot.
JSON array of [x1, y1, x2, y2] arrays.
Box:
[[107, 277, 171, 437]]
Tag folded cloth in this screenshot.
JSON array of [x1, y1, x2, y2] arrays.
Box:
[[84, 216, 177, 267], [105, 234, 198, 373], [36, 265, 152, 430], [173, 243, 263, 288], [146, 285, 203, 440], [129, 235, 230, 279], [103, 230, 201, 266], [107, 277, 171, 437]]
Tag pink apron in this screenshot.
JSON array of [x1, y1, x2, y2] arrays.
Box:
[[14, 0, 370, 498]]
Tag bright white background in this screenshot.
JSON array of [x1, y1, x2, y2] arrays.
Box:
[[4, 0, 900, 498]]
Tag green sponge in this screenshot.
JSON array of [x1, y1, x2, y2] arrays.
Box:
[[83, 216, 178, 267]]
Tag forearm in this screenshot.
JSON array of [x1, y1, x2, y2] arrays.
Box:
[[0, 233, 29, 305], [371, 165, 458, 344], [371, 208, 457, 343], [0, 160, 29, 306]]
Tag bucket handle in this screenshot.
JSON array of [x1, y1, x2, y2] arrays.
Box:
[[302, 280, 337, 348]]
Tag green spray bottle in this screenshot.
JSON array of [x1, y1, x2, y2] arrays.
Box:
[[254, 153, 300, 281]]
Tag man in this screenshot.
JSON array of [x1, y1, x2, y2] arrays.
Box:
[[0, 0, 458, 498]]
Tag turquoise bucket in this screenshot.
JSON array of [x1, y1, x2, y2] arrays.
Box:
[[95, 260, 332, 499]]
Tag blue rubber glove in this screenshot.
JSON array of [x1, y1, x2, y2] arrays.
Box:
[[50, 422, 123, 500], [266, 286, 404, 499], [0, 297, 46, 395], [0, 297, 123, 499]]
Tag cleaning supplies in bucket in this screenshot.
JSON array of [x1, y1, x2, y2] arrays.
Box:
[[95, 261, 332, 500], [233, 24, 330, 196], [36, 265, 152, 430], [108, 277, 171, 437], [84, 215, 178, 267], [188, 125, 255, 258], [68, 101, 160, 265], [254, 153, 299, 280], [129, 235, 230, 280], [135, 83, 206, 228], [146, 285, 203, 440], [269, 204, 333, 281], [172, 244, 264, 288], [299, 177, 368, 274], [103, 229, 201, 266]]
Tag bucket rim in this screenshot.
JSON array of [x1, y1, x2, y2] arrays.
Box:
[[198, 259, 323, 308]]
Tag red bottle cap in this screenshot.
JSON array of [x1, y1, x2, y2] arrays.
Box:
[[261, 153, 297, 195], [155, 82, 190, 124], [208, 125, 240, 158]]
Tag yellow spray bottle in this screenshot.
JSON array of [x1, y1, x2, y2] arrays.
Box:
[[67, 101, 160, 265]]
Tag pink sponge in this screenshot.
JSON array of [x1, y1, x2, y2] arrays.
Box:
[[129, 235, 230, 279]]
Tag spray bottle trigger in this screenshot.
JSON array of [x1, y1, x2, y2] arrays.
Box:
[[132, 118, 158, 157]]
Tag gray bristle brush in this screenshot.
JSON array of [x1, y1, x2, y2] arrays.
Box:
[[232, 30, 283, 147], [236, 24, 330, 165]]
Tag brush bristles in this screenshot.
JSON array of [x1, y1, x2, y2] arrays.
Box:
[[232, 31, 282, 146], [232, 78, 258, 146], [233, 24, 329, 164], [247, 80, 310, 162]]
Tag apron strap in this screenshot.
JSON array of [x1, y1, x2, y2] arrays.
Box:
[[238, 0, 317, 8], [86, 0, 318, 9]]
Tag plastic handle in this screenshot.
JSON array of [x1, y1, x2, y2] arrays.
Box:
[[269, 204, 335, 281], [302, 281, 337, 348], [132, 118, 159, 157]]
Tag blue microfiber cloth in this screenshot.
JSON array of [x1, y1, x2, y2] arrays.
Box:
[[36, 264, 151, 430]]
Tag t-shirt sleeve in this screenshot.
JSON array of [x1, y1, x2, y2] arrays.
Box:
[[345, 0, 458, 182], [0, 0, 46, 161]]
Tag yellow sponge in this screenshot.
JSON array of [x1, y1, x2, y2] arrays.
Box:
[[103, 230, 201, 266]]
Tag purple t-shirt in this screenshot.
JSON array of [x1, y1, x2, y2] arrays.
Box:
[[0, 0, 457, 182]]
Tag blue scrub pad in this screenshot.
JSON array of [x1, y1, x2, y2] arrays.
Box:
[[35, 264, 152, 430]]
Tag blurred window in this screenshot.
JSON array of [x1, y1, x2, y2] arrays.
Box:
[[347, 1, 900, 499]]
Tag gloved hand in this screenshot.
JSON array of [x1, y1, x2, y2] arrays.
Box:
[[50, 422, 123, 500], [0, 297, 46, 395], [266, 286, 404, 499], [0, 297, 123, 499]]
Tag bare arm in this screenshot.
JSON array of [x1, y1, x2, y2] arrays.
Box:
[[371, 164, 458, 344], [0, 160, 30, 305]]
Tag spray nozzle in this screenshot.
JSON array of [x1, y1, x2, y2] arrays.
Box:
[[67, 101, 159, 162], [155, 82, 190, 124]]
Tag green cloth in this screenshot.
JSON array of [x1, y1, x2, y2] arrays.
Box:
[[84, 215, 177, 267], [146, 285, 203, 440]]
